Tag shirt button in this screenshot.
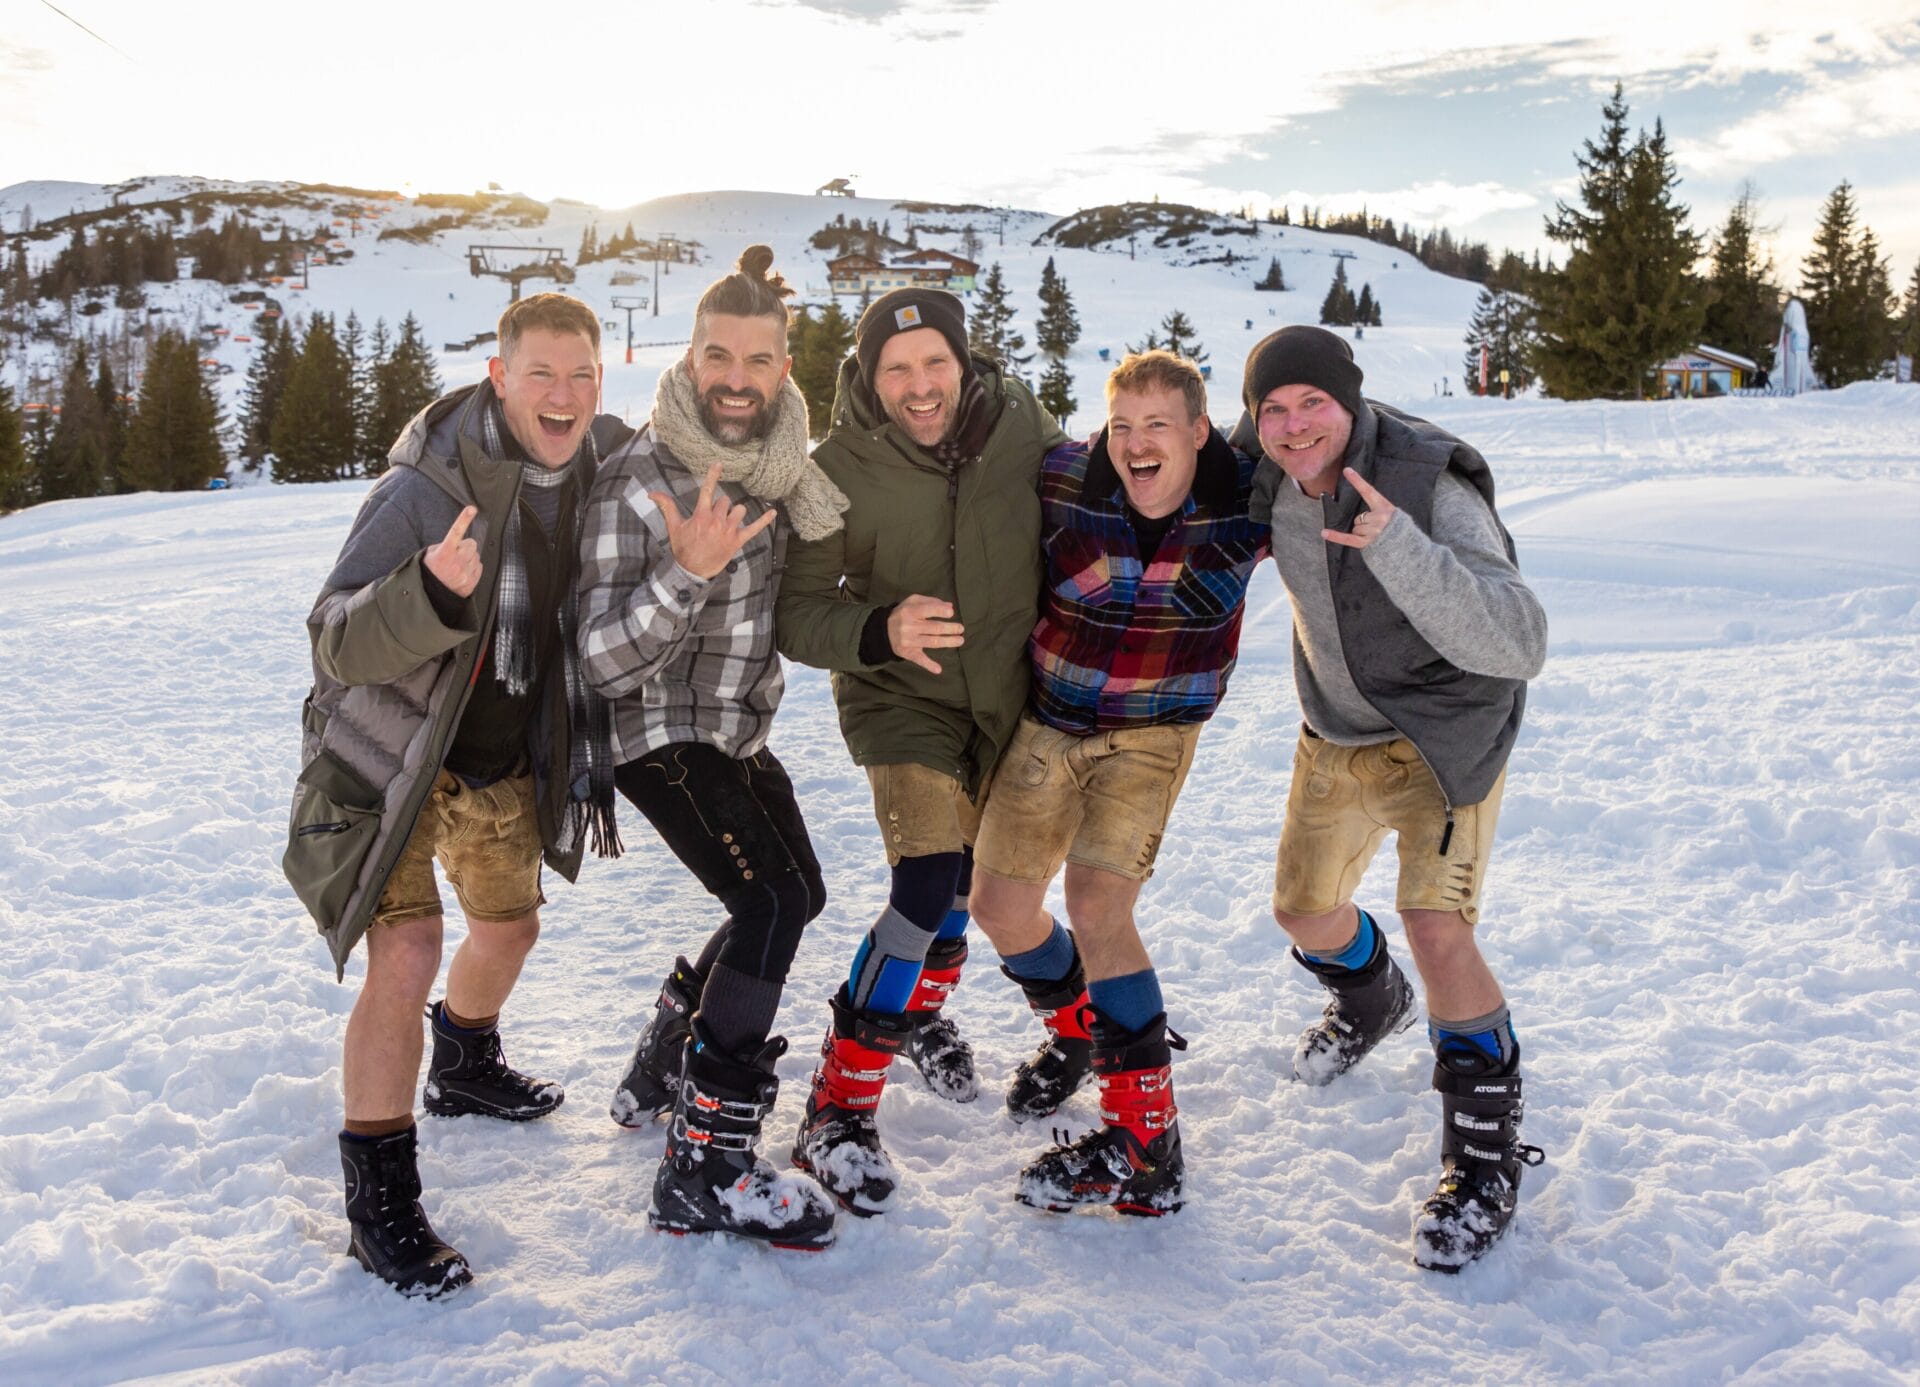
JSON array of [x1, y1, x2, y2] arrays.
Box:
[[676, 588, 691, 602]]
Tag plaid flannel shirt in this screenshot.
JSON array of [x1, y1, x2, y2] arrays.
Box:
[[578, 426, 786, 761], [1029, 427, 1269, 733]]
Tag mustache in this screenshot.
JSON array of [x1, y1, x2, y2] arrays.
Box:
[[704, 385, 767, 408]]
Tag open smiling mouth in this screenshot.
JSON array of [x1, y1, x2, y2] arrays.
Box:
[[1127, 457, 1164, 481], [538, 411, 577, 439]]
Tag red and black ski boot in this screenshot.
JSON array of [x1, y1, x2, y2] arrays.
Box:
[[1290, 924, 1416, 1086], [340, 1127, 472, 1299], [1413, 1045, 1545, 1273], [1016, 1011, 1187, 1217], [1002, 948, 1095, 1124], [649, 1025, 837, 1250], [422, 1001, 564, 1121], [791, 987, 911, 1216], [611, 956, 702, 1127], [902, 936, 979, 1103]]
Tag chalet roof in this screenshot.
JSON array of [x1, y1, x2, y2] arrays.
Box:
[[898, 249, 980, 273], [1661, 343, 1759, 372], [827, 253, 884, 272]]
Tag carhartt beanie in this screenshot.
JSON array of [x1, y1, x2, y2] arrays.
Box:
[[1242, 325, 1365, 420], [856, 288, 970, 388]]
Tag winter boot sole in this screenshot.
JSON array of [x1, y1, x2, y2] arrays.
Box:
[[346, 1232, 473, 1299], [647, 1211, 834, 1251], [422, 1086, 564, 1122]]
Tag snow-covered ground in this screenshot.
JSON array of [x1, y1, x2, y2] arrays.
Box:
[[3, 380, 1917, 1383]]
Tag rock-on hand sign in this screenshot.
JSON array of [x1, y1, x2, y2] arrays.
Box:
[[1322, 468, 1397, 549], [888, 594, 965, 675], [425, 506, 483, 597], [649, 462, 778, 580]]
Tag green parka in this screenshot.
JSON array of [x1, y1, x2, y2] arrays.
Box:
[[775, 354, 1067, 794]]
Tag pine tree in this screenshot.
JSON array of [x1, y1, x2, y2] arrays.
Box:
[[365, 312, 442, 471], [1701, 183, 1782, 371], [1531, 87, 1704, 399], [123, 330, 225, 491], [1318, 260, 1356, 326], [94, 358, 129, 492], [1355, 283, 1378, 328], [579, 224, 599, 264], [1800, 182, 1895, 386], [1256, 256, 1286, 291], [1899, 257, 1920, 378], [1035, 257, 1081, 359], [1462, 286, 1538, 395], [789, 302, 855, 440], [967, 264, 1031, 373], [1157, 309, 1207, 363], [0, 377, 29, 511], [1036, 356, 1076, 430], [342, 310, 369, 466], [240, 316, 298, 471], [40, 344, 113, 500], [272, 314, 358, 482]]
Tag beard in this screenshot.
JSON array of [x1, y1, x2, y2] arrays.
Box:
[[698, 385, 774, 446], [882, 380, 962, 447]]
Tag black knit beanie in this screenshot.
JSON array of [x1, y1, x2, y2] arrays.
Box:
[[1242, 325, 1365, 420], [856, 288, 970, 388]]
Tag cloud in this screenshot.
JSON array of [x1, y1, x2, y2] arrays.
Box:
[[1675, 63, 1920, 177]]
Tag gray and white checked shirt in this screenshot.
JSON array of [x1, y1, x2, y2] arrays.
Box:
[[578, 426, 787, 762]]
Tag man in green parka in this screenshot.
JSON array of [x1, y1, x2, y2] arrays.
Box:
[[775, 287, 1067, 1214]]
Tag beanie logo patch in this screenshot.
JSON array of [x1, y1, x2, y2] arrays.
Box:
[[894, 305, 922, 330]]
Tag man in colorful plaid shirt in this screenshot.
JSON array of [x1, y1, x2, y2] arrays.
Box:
[[967, 350, 1269, 1217]]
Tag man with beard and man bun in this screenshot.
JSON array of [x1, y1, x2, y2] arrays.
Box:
[[1229, 324, 1548, 1271], [286, 292, 627, 1298], [579, 246, 844, 1249], [968, 350, 1267, 1218], [775, 286, 1069, 1215]]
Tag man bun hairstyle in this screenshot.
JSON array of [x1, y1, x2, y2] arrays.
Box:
[[1106, 349, 1207, 424], [695, 244, 795, 347], [498, 291, 601, 361]]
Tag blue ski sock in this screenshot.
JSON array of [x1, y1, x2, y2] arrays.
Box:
[[847, 851, 964, 1012], [1430, 1005, 1518, 1072], [936, 848, 973, 940], [1088, 968, 1164, 1036], [1001, 917, 1075, 984], [1303, 908, 1377, 972]]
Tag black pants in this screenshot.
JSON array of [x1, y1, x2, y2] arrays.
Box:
[[614, 743, 826, 988]]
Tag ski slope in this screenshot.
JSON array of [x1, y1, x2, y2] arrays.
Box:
[[1, 381, 1917, 1384]]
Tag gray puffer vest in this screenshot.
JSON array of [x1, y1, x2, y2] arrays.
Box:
[[1236, 400, 1526, 811]]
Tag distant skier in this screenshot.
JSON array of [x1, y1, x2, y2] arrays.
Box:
[[775, 286, 1068, 1215], [578, 246, 842, 1249], [285, 293, 629, 1298], [968, 350, 1267, 1216], [1229, 325, 1548, 1271]]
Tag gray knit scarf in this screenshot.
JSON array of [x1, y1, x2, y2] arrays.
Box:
[[477, 396, 621, 859], [650, 360, 848, 540]]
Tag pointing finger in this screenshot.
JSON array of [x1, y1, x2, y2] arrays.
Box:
[[444, 506, 478, 545], [1343, 468, 1390, 508], [741, 508, 778, 540], [697, 461, 722, 513]]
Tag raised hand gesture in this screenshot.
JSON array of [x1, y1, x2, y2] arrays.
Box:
[[425, 506, 483, 597], [1321, 468, 1397, 550], [888, 593, 965, 675], [649, 462, 778, 581]]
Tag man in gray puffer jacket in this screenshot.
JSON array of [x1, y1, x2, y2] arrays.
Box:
[[285, 293, 627, 1298], [1230, 326, 1548, 1274]]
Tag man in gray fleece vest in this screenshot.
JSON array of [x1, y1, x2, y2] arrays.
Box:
[[1231, 325, 1547, 1272]]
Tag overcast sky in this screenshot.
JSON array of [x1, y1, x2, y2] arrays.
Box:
[[5, 0, 1917, 282]]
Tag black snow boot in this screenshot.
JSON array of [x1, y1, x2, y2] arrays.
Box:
[[422, 1001, 565, 1121], [649, 1026, 837, 1250], [340, 1127, 472, 1299], [791, 987, 912, 1217], [611, 956, 703, 1127], [1001, 950, 1095, 1124], [1413, 1045, 1545, 1273], [1016, 1011, 1187, 1218], [1290, 925, 1416, 1086], [902, 936, 979, 1103]]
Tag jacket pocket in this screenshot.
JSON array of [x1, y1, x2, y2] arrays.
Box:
[[283, 750, 385, 931]]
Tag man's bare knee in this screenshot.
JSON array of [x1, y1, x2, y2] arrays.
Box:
[[1401, 909, 1476, 966], [366, 918, 443, 995], [471, 912, 540, 959]]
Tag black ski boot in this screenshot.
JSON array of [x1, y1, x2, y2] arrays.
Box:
[[611, 957, 702, 1127], [1413, 1045, 1545, 1272], [1290, 922, 1416, 1086], [1016, 1011, 1187, 1218], [422, 1001, 565, 1121], [1002, 949, 1095, 1124], [902, 936, 979, 1103], [649, 1026, 837, 1250], [340, 1127, 472, 1299], [791, 988, 911, 1216]]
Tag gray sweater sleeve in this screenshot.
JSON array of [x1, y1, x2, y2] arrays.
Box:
[[1360, 471, 1547, 680]]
